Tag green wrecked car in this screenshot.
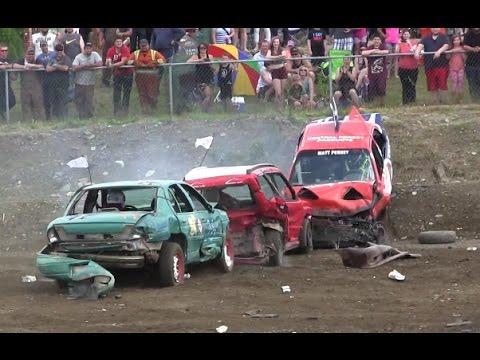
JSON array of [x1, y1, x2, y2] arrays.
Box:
[[36, 180, 233, 298]]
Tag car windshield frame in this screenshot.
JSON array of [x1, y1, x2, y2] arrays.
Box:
[[289, 149, 375, 186], [66, 186, 160, 215]]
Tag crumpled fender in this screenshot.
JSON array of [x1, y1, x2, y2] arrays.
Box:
[[36, 247, 115, 299]]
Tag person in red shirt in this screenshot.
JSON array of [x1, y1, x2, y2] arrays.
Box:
[[106, 37, 133, 117], [395, 29, 420, 104], [128, 39, 166, 115], [419, 28, 446, 38]]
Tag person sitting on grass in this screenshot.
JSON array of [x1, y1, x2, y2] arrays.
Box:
[[286, 47, 315, 81], [334, 56, 360, 108], [287, 74, 304, 109], [298, 65, 317, 110]]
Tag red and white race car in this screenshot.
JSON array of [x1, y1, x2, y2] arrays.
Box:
[[288, 107, 393, 247]]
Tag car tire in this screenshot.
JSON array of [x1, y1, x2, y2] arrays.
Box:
[[156, 242, 185, 287], [266, 229, 284, 267], [418, 231, 457, 244], [298, 219, 314, 254], [56, 279, 69, 289], [217, 236, 234, 273]]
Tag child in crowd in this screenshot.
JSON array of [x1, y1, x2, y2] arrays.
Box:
[[217, 54, 235, 111], [288, 74, 304, 108], [447, 35, 466, 104]]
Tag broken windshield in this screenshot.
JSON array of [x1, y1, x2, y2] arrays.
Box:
[[69, 187, 158, 214], [290, 150, 374, 185]]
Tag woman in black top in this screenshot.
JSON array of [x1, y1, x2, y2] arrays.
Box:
[[187, 43, 215, 112]]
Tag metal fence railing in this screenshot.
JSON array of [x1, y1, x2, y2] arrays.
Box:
[[2, 50, 480, 124]]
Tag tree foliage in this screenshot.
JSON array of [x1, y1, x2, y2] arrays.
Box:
[[0, 28, 24, 59]]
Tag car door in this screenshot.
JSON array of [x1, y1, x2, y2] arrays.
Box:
[[167, 184, 202, 263], [180, 183, 223, 261], [264, 172, 305, 245]]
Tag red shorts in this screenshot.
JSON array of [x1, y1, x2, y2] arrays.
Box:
[[425, 67, 448, 91]]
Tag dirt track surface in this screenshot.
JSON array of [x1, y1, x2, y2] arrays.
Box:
[[0, 105, 479, 332]]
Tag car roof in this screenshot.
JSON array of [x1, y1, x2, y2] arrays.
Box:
[[184, 164, 277, 181], [83, 180, 182, 190], [298, 113, 383, 152]]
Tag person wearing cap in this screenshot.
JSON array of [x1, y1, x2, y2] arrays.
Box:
[[128, 39, 165, 115], [16, 47, 45, 121], [0, 44, 24, 120], [72, 42, 102, 119], [45, 44, 73, 119]]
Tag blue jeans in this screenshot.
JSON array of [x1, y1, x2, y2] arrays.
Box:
[[465, 65, 480, 101]]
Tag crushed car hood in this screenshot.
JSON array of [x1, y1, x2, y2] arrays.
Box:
[[295, 181, 374, 217], [50, 212, 149, 234]]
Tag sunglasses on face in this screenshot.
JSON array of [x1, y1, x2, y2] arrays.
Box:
[[299, 69, 307, 73], [199, 47, 207, 50], [0, 49, 8, 52]]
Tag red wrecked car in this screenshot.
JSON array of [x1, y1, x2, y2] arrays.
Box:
[[184, 164, 313, 266], [288, 107, 393, 247]]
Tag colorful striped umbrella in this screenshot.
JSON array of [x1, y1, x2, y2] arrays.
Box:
[[208, 44, 260, 96]]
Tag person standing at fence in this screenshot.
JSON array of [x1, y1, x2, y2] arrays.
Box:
[[328, 28, 354, 53], [396, 29, 419, 105], [16, 48, 45, 121], [45, 44, 72, 119], [187, 43, 216, 112], [0, 44, 23, 121], [151, 28, 186, 84], [362, 35, 389, 106], [385, 28, 400, 78], [88, 28, 105, 57], [72, 42, 102, 119], [307, 28, 328, 65], [447, 35, 466, 104], [415, 28, 450, 105], [106, 37, 133, 117], [212, 28, 234, 45], [31, 28, 57, 59], [266, 36, 288, 109], [334, 56, 360, 108], [35, 40, 56, 120], [102, 28, 117, 87], [128, 39, 165, 115], [217, 55, 235, 111], [463, 28, 480, 102], [57, 28, 84, 105]]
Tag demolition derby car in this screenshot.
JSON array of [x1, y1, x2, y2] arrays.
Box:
[[288, 107, 393, 247], [184, 164, 313, 266], [37, 180, 232, 294]]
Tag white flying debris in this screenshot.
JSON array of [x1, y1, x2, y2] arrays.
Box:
[[115, 160, 125, 168], [67, 156, 89, 169], [145, 170, 156, 178], [195, 136, 214, 150]]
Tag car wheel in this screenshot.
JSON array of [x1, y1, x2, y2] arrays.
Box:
[[298, 219, 313, 254], [266, 229, 284, 267], [216, 236, 234, 273], [56, 279, 69, 289], [156, 242, 185, 287], [418, 231, 457, 244]]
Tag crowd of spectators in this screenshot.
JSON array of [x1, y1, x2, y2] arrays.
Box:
[[1, 28, 480, 121]]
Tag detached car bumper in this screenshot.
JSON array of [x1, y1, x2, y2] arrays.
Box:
[[36, 246, 115, 298]]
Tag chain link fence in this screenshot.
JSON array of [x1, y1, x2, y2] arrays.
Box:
[[2, 50, 480, 124]]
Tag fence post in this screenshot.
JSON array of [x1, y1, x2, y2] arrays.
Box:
[[328, 58, 333, 103], [168, 63, 173, 121], [4, 69, 9, 124]]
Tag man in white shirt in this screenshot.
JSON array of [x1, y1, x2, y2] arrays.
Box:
[[253, 40, 270, 69], [31, 28, 57, 59], [72, 42, 102, 119]]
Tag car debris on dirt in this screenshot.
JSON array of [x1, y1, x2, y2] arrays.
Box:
[[216, 325, 228, 333], [336, 243, 420, 269], [388, 270, 406, 281], [21, 275, 37, 283]]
